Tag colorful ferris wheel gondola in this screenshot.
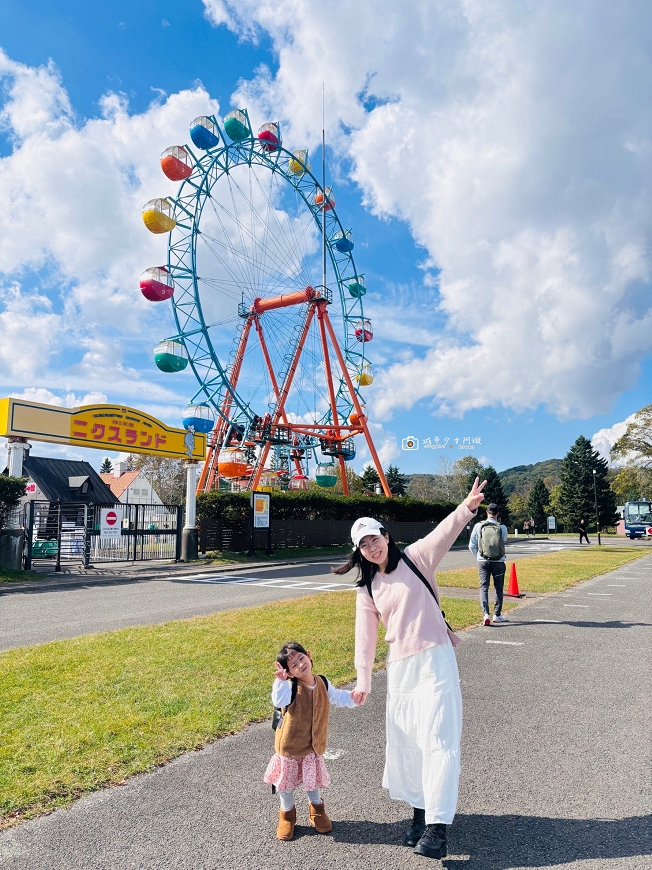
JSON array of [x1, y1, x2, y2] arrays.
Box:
[[140, 266, 174, 302]]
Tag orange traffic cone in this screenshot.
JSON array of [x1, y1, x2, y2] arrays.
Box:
[[505, 562, 525, 598]]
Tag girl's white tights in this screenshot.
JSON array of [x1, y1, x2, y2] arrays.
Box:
[[278, 788, 321, 810]]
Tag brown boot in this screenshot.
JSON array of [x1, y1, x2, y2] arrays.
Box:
[[308, 801, 333, 833], [277, 806, 296, 841]]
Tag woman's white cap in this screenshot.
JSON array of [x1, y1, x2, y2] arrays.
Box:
[[351, 517, 384, 548]]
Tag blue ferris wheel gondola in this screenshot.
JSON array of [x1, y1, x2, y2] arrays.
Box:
[[189, 116, 220, 150], [182, 402, 215, 434]]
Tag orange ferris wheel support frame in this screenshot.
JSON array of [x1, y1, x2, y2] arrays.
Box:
[[197, 286, 392, 498]]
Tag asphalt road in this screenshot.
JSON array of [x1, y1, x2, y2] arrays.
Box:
[[0, 540, 584, 651], [0, 556, 650, 869]]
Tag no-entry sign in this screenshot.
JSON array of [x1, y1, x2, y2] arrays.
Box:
[[100, 508, 123, 541]]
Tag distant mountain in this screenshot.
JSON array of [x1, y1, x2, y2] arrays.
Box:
[[404, 459, 563, 501], [498, 459, 563, 496]]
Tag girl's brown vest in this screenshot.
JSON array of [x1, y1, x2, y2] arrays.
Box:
[[274, 677, 329, 758]]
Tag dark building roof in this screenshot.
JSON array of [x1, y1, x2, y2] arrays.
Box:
[[21, 457, 115, 504]]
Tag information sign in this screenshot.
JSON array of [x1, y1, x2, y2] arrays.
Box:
[[547, 516, 556, 531], [253, 493, 271, 528], [100, 508, 123, 541]]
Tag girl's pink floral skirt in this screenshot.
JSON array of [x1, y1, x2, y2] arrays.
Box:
[[264, 752, 331, 792]]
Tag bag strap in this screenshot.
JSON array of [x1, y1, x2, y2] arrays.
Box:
[[401, 551, 454, 630], [400, 551, 439, 606], [364, 552, 440, 605]]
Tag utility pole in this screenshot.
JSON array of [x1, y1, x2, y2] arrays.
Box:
[[592, 469, 601, 545]]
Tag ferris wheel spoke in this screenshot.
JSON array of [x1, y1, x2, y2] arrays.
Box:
[[223, 170, 320, 292], [196, 231, 254, 301], [249, 167, 321, 291], [199, 229, 304, 293], [205, 192, 259, 295]]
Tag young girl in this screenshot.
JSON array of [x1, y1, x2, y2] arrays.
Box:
[[336, 477, 486, 860], [264, 641, 359, 841]]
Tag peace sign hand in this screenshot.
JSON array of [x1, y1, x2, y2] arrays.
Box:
[[274, 661, 289, 681], [464, 476, 487, 512]]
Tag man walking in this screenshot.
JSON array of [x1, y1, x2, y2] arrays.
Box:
[[469, 503, 509, 626]]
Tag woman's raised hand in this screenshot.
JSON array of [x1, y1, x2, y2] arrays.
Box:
[[274, 661, 288, 681], [464, 476, 487, 512]]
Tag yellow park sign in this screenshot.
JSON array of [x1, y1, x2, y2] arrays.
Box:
[[0, 398, 206, 461]]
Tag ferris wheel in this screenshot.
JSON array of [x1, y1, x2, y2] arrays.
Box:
[[140, 108, 391, 496]]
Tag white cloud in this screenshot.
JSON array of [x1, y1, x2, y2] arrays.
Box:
[[9, 387, 108, 407], [355, 420, 399, 470], [591, 413, 637, 464], [0, 48, 219, 412], [204, 0, 652, 420]]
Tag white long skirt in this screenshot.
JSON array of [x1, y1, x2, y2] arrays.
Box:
[[383, 641, 462, 824]]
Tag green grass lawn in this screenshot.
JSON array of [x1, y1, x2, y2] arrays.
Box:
[[437, 546, 647, 593], [0, 591, 483, 828], [0, 568, 43, 584]]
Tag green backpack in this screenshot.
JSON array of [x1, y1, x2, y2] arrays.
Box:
[[478, 521, 505, 560]]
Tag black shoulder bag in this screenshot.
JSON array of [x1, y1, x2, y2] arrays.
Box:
[[365, 551, 453, 633]]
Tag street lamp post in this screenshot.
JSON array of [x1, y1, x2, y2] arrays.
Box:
[[592, 469, 601, 546]]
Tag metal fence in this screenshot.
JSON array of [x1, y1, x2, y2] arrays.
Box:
[[24, 501, 183, 567]]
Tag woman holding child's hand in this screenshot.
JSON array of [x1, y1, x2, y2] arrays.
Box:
[[333, 477, 486, 860]]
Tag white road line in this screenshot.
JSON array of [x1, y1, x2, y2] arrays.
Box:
[[312, 584, 348, 590], [586, 593, 612, 596], [606, 584, 626, 587], [187, 576, 265, 584], [535, 619, 562, 623], [486, 640, 524, 645], [563, 604, 589, 608]]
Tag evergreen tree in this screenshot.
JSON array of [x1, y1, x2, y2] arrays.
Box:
[[385, 464, 407, 497], [124, 455, 136, 472], [558, 436, 617, 533], [361, 465, 381, 493], [527, 477, 549, 532], [481, 466, 510, 527], [100, 457, 113, 474]]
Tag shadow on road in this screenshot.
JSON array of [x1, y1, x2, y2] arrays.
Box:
[[327, 812, 651, 866], [515, 620, 651, 630], [443, 812, 652, 868]]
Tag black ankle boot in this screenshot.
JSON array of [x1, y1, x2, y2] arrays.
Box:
[[403, 807, 426, 847], [414, 823, 447, 859]]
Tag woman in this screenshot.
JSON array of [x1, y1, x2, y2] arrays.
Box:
[[335, 477, 486, 860]]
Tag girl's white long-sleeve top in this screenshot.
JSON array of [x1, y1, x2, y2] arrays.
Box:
[[272, 677, 357, 708]]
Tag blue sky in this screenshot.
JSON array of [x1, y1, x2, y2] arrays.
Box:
[[1, 0, 651, 477]]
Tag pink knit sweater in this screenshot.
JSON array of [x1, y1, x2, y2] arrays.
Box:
[[354, 502, 476, 694]]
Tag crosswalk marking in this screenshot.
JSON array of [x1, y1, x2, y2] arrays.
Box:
[[185, 574, 352, 593]]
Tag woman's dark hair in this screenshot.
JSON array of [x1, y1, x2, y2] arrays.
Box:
[[331, 528, 402, 588], [277, 641, 309, 671]]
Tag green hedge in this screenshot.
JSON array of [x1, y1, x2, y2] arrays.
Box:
[[197, 490, 456, 524]]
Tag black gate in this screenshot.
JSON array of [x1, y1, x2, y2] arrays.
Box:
[[23, 501, 183, 568]]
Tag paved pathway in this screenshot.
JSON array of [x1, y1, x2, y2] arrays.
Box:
[[1, 540, 572, 650], [1, 556, 649, 868]]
